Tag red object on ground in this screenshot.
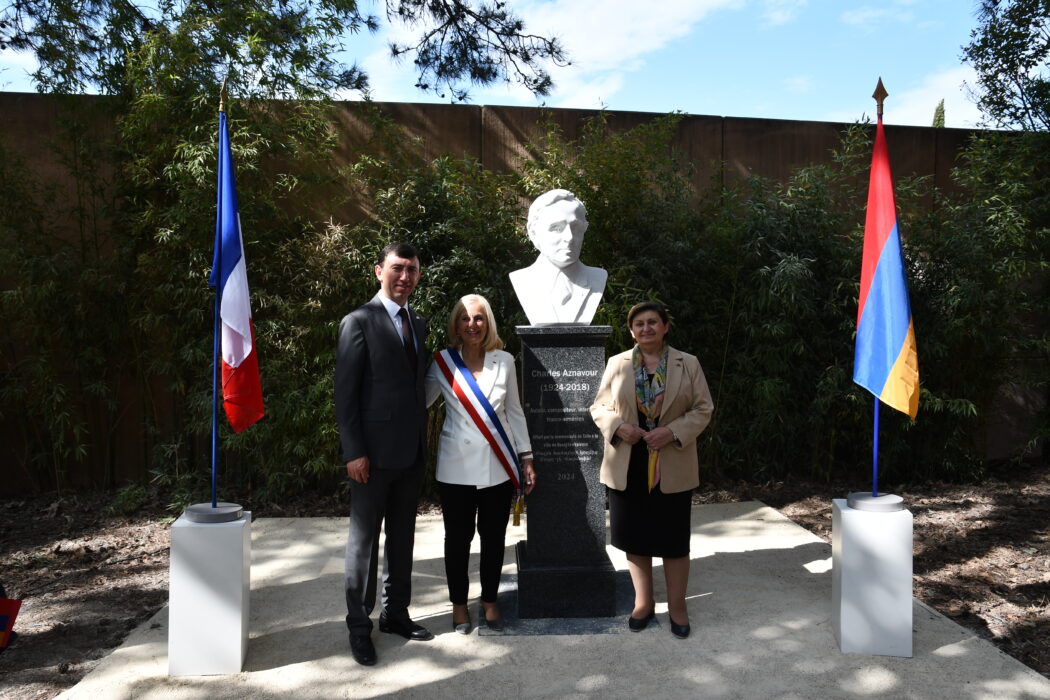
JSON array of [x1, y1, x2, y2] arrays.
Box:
[[0, 597, 22, 649]]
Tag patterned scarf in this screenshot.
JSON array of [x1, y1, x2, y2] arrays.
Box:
[[633, 344, 668, 491]]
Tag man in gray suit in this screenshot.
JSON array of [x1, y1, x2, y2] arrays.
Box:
[[335, 241, 433, 667]]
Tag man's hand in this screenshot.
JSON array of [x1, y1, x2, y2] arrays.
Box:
[[346, 456, 370, 483]]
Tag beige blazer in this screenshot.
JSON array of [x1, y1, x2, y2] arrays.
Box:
[[425, 349, 532, 487], [590, 346, 714, 494]]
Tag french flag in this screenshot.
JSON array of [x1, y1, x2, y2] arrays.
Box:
[[853, 113, 919, 419], [209, 110, 264, 433]]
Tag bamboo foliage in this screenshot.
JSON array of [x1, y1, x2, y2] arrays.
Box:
[[1, 107, 1047, 501]]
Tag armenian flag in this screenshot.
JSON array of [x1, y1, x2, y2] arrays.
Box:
[[853, 112, 919, 419]]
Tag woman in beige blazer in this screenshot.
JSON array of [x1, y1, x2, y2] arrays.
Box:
[[590, 301, 713, 639], [425, 294, 537, 635]]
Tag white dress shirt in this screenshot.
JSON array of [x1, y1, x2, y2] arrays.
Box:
[[377, 292, 416, 346]]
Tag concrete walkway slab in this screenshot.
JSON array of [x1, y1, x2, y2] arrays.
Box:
[[57, 502, 1050, 699]]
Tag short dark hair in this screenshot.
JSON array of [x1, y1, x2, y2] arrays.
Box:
[[627, 301, 670, 327], [377, 241, 420, 266]]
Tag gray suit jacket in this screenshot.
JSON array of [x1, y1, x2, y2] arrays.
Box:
[[335, 294, 428, 468]]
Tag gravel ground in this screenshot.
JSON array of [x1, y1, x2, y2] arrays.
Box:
[[1, 470, 1047, 699]]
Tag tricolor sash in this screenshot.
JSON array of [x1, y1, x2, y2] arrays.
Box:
[[433, 348, 523, 491], [434, 348, 528, 524]]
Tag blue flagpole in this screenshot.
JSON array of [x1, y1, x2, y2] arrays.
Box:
[[210, 99, 226, 511], [872, 396, 880, 498], [212, 267, 220, 508]]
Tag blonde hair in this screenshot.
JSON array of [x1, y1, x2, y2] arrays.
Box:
[[447, 294, 504, 352]]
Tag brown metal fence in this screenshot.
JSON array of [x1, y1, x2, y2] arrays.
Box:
[[0, 93, 982, 494]]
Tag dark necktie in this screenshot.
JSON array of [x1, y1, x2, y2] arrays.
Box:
[[397, 307, 418, 371]]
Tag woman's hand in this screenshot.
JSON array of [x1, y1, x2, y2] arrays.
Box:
[[615, 423, 647, 445], [643, 426, 676, 451], [523, 460, 537, 495]]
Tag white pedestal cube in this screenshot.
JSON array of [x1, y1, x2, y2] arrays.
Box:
[[832, 499, 912, 657], [168, 512, 251, 675]]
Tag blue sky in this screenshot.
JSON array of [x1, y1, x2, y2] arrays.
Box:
[[0, 0, 985, 128], [358, 0, 983, 128]]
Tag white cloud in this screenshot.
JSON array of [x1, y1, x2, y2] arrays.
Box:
[[352, 45, 424, 102], [550, 72, 627, 110], [517, 0, 740, 106], [841, 5, 914, 26], [762, 0, 808, 26], [520, 0, 737, 72], [840, 7, 882, 24], [784, 74, 815, 93], [341, 0, 742, 108], [0, 48, 39, 92], [823, 66, 982, 128], [891, 65, 983, 128]]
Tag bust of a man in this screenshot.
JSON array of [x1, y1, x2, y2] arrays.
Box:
[[510, 189, 607, 325]]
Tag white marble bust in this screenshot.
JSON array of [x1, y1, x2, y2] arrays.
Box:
[[510, 189, 607, 325]]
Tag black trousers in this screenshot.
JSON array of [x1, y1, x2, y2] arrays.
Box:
[[437, 479, 514, 605], [344, 463, 425, 635]]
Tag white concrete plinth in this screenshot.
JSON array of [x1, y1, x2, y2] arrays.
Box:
[[832, 499, 912, 657], [168, 511, 251, 675]]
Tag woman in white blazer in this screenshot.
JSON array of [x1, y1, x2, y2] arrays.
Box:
[[425, 294, 536, 635]]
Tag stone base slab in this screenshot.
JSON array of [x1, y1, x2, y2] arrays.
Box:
[[515, 541, 618, 618]]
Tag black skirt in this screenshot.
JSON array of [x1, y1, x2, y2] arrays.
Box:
[[608, 439, 692, 558]]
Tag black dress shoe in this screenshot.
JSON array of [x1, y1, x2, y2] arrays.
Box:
[[628, 610, 655, 632], [349, 634, 377, 666], [669, 617, 691, 639], [479, 604, 504, 632], [379, 614, 434, 641]]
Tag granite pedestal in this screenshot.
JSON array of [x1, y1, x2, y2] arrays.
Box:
[[831, 498, 913, 657], [515, 325, 617, 618], [168, 511, 251, 675]]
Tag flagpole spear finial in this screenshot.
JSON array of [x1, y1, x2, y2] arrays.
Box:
[[873, 77, 888, 118], [219, 77, 228, 114]]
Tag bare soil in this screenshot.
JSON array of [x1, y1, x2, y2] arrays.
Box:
[[1, 470, 1048, 699]]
